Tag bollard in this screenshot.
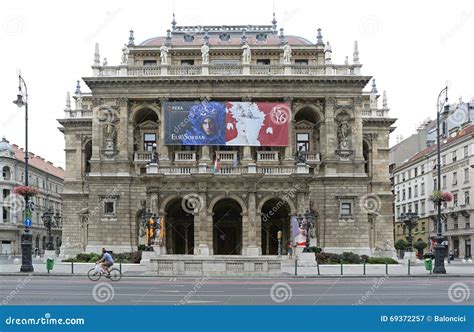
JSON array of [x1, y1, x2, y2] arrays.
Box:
[[408, 260, 411, 275], [294, 259, 298, 276], [340, 263, 343, 275], [385, 263, 388, 275], [71, 262, 74, 274], [363, 263, 366, 275], [120, 262, 122, 274], [317, 262, 320, 276]]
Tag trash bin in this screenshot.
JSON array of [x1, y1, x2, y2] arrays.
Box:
[[46, 258, 55, 272], [424, 258, 432, 271]]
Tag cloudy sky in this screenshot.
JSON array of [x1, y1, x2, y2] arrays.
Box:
[[0, 0, 472, 168]]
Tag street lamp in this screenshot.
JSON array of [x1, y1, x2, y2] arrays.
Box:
[[13, 74, 33, 272], [151, 142, 158, 163], [434, 84, 449, 274], [277, 230, 282, 257], [41, 208, 60, 251], [400, 212, 419, 252], [296, 210, 317, 253]]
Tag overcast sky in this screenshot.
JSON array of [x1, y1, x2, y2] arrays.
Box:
[[1, 0, 472, 169]]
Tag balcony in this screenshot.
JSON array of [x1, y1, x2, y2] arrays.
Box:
[[302, 151, 321, 163], [174, 151, 197, 163], [134, 151, 153, 162], [256, 151, 279, 162], [216, 151, 238, 163], [145, 164, 311, 175]]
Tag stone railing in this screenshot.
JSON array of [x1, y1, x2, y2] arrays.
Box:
[[134, 152, 153, 162], [257, 151, 279, 162], [257, 166, 296, 175], [362, 108, 390, 118], [92, 63, 362, 77], [174, 151, 197, 162], [216, 151, 238, 163], [65, 109, 93, 118], [145, 164, 309, 175], [250, 65, 285, 75], [303, 152, 321, 162]]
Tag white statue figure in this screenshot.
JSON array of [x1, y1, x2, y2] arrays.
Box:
[[324, 41, 332, 63], [201, 43, 210, 64], [282, 43, 292, 64], [160, 44, 169, 65], [102, 57, 108, 66], [339, 121, 349, 140], [242, 42, 251, 64], [121, 44, 129, 65]]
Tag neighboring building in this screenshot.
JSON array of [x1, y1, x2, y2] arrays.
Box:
[[393, 125, 474, 259], [0, 137, 65, 255], [58, 15, 396, 272]]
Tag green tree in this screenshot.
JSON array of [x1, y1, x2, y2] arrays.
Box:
[[413, 240, 428, 254], [394, 239, 408, 251]]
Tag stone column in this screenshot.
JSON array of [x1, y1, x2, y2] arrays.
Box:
[[353, 97, 364, 161], [117, 98, 128, 160], [195, 193, 210, 255], [159, 99, 170, 164], [324, 98, 336, 160], [245, 192, 260, 256], [91, 104, 102, 163]]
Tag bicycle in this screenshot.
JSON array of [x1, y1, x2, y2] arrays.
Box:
[[87, 264, 122, 281]]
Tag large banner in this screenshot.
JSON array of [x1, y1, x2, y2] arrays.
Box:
[[164, 101, 289, 146]]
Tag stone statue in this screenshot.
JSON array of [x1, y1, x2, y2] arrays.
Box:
[[102, 57, 108, 66], [160, 44, 168, 65], [121, 44, 129, 64], [105, 123, 116, 141], [201, 43, 210, 64], [324, 41, 332, 63], [242, 42, 251, 64], [282, 43, 292, 64], [339, 121, 349, 140]]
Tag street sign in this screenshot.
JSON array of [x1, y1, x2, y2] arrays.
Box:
[[24, 218, 32, 228]]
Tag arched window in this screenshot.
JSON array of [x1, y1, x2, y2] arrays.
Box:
[[2, 166, 11, 180], [84, 140, 92, 174]]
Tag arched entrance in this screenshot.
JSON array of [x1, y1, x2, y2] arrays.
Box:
[[213, 199, 242, 255], [164, 198, 194, 254], [261, 198, 291, 255]]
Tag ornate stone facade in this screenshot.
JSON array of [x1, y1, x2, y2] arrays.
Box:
[[59, 18, 396, 260]]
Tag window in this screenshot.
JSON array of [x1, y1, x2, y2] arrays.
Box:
[[464, 145, 469, 158], [143, 60, 157, 66], [396, 206, 400, 218], [433, 179, 438, 191], [296, 133, 310, 152], [442, 155, 446, 165], [2, 207, 8, 222], [453, 172, 457, 185], [408, 187, 412, 199], [143, 133, 156, 152], [180, 59, 195, 66], [414, 202, 419, 214], [396, 190, 400, 202], [414, 167, 418, 177], [442, 175, 447, 188], [421, 201, 426, 215], [2, 166, 11, 180], [453, 219, 458, 230], [340, 202, 352, 216], [402, 189, 406, 200], [2, 189, 10, 199], [414, 185, 418, 197], [466, 217, 471, 229], [294, 59, 309, 65], [453, 193, 458, 206], [421, 221, 426, 232], [465, 191, 470, 205], [421, 164, 425, 174], [464, 168, 469, 183], [452, 151, 457, 162], [421, 183, 425, 195], [104, 202, 115, 215], [256, 59, 270, 65]]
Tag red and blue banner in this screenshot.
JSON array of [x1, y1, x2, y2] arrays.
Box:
[[164, 101, 289, 146]]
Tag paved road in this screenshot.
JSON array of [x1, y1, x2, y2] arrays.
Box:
[[1, 276, 473, 305]]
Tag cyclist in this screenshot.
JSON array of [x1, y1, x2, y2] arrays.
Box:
[[96, 248, 114, 277]]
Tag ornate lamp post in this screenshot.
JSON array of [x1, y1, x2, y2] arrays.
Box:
[[41, 208, 59, 251], [400, 212, 419, 252], [13, 74, 33, 272], [277, 230, 282, 257], [434, 84, 449, 274]]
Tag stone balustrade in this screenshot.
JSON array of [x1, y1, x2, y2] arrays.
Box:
[[174, 151, 197, 162], [256, 151, 279, 162], [216, 150, 238, 163], [90, 63, 362, 77]]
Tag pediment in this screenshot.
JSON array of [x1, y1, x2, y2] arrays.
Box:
[[137, 120, 159, 129]]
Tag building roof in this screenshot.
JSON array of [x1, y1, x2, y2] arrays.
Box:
[[140, 34, 313, 47], [393, 125, 474, 172], [9, 142, 65, 180]]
